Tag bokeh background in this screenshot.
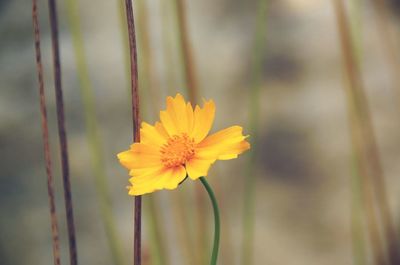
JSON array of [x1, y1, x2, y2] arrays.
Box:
[[2, 0, 400, 264]]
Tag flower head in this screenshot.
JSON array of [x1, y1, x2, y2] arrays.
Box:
[[117, 93, 250, 195]]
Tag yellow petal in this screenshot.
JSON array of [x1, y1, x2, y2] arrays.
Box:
[[128, 166, 186, 195], [117, 148, 161, 170], [130, 143, 159, 156], [129, 166, 166, 185], [128, 185, 155, 196], [186, 157, 215, 180], [218, 140, 250, 160], [186, 103, 194, 134], [197, 126, 250, 160], [168, 94, 189, 133], [160, 110, 178, 136], [129, 165, 164, 179], [191, 100, 215, 143], [141, 122, 168, 147], [160, 94, 192, 135], [163, 166, 187, 190], [128, 167, 169, 195], [154, 121, 169, 139]]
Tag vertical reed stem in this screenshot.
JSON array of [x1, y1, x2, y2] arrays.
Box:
[[349, 0, 363, 63], [47, 0, 78, 264], [333, 0, 395, 263], [343, 1, 399, 262], [369, 0, 400, 259], [32, 1, 61, 265], [136, 0, 162, 114], [145, 197, 169, 265], [63, 1, 126, 264], [159, 0, 178, 94], [135, 1, 170, 263], [119, 1, 168, 264], [350, 156, 366, 265], [349, 116, 383, 265], [174, 0, 198, 103], [170, 192, 197, 265], [124, 0, 142, 264], [242, 1, 267, 265], [348, 1, 366, 264]]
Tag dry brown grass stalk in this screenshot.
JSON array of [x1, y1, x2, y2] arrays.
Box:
[[124, 0, 142, 264], [32, 1, 62, 264], [332, 0, 399, 263], [47, 0, 78, 264]]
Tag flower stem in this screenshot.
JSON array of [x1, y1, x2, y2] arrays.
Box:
[[199, 177, 220, 265]]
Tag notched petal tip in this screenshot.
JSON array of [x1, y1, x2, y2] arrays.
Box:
[[174, 93, 185, 100], [203, 98, 215, 106], [116, 152, 124, 160], [117, 150, 133, 168], [197, 125, 250, 161], [166, 95, 175, 102], [191, 98, 216, 143]]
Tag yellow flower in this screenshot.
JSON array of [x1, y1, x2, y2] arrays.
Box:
[[117, 93, 250, 195]]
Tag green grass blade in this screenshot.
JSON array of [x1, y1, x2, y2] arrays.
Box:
[[242, 1, 268, 265], [64, 1, 126, 265]]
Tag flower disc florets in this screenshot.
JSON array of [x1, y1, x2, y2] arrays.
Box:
[[160, 133, 195, 167]]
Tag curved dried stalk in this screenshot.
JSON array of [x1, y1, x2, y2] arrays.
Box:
[[32, 1, 61, 264], [47, 0, 78, 264]]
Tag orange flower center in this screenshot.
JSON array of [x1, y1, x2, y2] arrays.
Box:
[[160, 133, 196, 167]]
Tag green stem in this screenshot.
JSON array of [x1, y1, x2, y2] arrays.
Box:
[[348, 1, 366, 264], [64, 1, 125, 265], [242, 0, 267, 264], [199, 177, 220, 265]]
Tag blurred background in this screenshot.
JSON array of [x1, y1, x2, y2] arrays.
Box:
[[2, 0, 400, 264]]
